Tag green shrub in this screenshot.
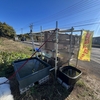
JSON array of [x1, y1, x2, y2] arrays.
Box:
[[0, 51, 30, 77]]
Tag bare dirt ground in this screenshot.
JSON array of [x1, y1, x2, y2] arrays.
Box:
[[66, 65, 100, 100]]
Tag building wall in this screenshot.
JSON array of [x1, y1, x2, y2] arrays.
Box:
[[92, 37, 100, 45]]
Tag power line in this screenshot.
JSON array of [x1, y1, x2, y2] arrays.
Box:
[[16, 0, 83, 32], [32, 0, 100, 25], [16, 15, 100, 34], [32, 0, 83, 24], [16, 0, 100, 33], [59, 18, 100, 28], [60, 21, 100, 29]]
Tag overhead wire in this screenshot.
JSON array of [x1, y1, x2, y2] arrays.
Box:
[[32, 0, 100, 26], [33, 0, 88, 25], [32, 0, 84, 24], [16, 0, 83, 32], [60, 21, 100, 29], [60, 18, 100, 28], [14, 1, 90, 30], [59, 7, 100, 23], [16, 0, 100, 34]]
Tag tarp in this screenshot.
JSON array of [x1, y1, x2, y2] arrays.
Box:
[[0, 77, 14, 100], [78, 30, 93, 61]]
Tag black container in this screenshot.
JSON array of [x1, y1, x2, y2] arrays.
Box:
[[57, 66, 82, 85]]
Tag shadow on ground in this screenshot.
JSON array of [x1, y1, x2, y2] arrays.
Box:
[[10, 75, 73, 100]]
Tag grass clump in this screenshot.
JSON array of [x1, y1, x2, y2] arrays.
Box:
[[76, 80, 86, 87]]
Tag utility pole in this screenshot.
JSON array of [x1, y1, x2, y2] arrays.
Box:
[[21, 28, 23, 34], [29, 24, 37, 56]]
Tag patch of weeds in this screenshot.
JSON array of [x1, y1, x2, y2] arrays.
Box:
[[0, 38, 3, 45], [0, 51, 30, 77], [77, 94, 80, 98], [87, 90, 97, 100], [88, 92, 94, 98], [69, 63, 74, 67], [76, 80, 86, 87], [29, 86, 37, 94], [76, 81, 97, 99], [79, 91, 87, 97], [0, 70, 5, 77]]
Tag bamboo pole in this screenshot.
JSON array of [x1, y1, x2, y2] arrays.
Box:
[[55, 21, 59, 78]]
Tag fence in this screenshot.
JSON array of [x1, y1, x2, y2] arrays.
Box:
[[0, 25, 82, 100]]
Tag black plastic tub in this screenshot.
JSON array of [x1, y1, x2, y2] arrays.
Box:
[[13, 57, 51, 94], [57, 66, 82, 85]]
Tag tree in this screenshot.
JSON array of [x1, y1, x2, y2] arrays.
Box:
[[0, 22, 16, 38], [17, 33, 30, 40]]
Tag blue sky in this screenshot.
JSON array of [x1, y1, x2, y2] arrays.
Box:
[[0, 0, 100, 37]]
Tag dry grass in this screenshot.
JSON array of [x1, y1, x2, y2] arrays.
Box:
[[0, 37, 32, 54]]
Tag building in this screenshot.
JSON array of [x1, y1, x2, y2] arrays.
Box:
[[92, 37, 100, 45]]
